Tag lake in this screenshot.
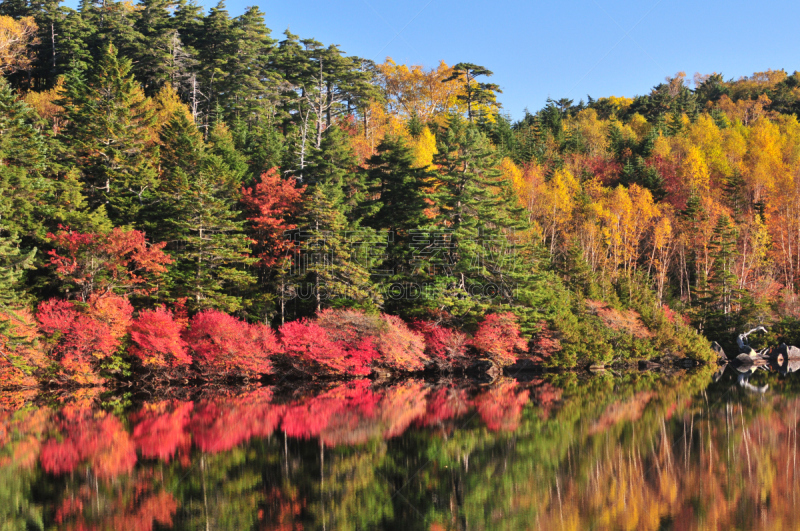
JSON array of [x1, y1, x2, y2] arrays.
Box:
[[0, 363, 796, 530]]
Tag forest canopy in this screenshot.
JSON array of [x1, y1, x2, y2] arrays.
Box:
[[2, 0, 800, 384]]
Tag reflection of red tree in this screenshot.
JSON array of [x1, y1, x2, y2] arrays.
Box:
[[418, 387, 471, 427], [40, 406, 137, 479], [527, 378, 563, 419], [131, 401, 194, 464], [472, 381, 530, 432], [261, 487, 305, 531], [190, 388, 283, 453], [380, 381, 429, 438], [54, 477, 178, 531], [281, 380, 429, 446], [281, 380, 379, 443]]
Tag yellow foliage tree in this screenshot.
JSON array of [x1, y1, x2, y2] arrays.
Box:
[[410, 126, 437, 168], [0, 16, 38, 75]]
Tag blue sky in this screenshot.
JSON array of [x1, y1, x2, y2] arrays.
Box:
[[67, 0, 800, 119]]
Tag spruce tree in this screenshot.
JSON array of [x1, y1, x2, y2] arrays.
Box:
[[298, 182, 382, 313], [155, 108, 256, 313], [59, 43, 159, 226], [418, 115, 541, 329]]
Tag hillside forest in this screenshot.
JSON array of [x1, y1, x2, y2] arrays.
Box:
[[1, 1, 800, 386]]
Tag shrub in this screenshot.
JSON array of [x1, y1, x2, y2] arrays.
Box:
[[37, 295, 133, 385], [313, 309, 427, 373], [129, 307, 191, 370], [185, 310, 277, 378], [279, 318, 374, 376], [0, 308, 48, 388], [470, 312, 528, 367], [411, 320, 469, 371]]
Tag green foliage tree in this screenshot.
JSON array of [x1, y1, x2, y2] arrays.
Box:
[[59, 43, 159, 225]]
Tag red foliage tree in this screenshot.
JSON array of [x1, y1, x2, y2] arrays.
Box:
[[129, 307, 191, 370], [411, 320, 469, 371], [47, 226, 172, 301], [530, 320, 561, 362], [470, 312, 528, 367], [185, 310, 277, 378], [314, 309, 428, 373], [278, 318, 370, 376], [241, 168, 305, 268], [372, 314, 428, 372], [37, 295, 133, 384], [0, 308, 48, 388]]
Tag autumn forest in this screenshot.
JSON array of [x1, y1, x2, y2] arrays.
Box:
[[2, 0, 800, 389]]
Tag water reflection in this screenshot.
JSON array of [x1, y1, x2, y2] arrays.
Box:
[[4, 367, 800, 529]]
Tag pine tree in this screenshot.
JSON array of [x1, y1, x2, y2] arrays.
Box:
[[59, 43, 159, 226], [442, 63, 502, 122]]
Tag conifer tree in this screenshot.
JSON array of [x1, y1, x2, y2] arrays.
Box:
[[59, 43, 159, 225], [195, 1, 235, 128], [363, 134, 432, 298], [155, 107, 256, 313], [419, 115, 540, 329], [132, 0, 192, 94], [225, 6, 275, 123], [298, 181, 382, 312]]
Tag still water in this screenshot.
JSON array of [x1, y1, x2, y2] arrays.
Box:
[[1, 365, 797, 530]]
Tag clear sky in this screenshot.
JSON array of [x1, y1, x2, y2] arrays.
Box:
[[68, 0, 800, 119]]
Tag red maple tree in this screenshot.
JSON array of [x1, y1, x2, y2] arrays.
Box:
[[129, 307, 191, 369], [278, 318, 370, 376], [47, 226, 172, 301], [241, 168, 305, 268], [37, 295, 133, 384], [411, 319, 470, 371]]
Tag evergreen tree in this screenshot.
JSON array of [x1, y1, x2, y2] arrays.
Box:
[[225, 6, 275, 124], [298, 182, 382, 312], [59, 43, 159, 225], [698, 214, 742, 341], [155, 108, 256, 313], [417, 115, 540, 329], [303, 125, 367, 220], [195, 1, 235, 128], [132, 0, 193, 94], [442, 63, 502, 122]]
